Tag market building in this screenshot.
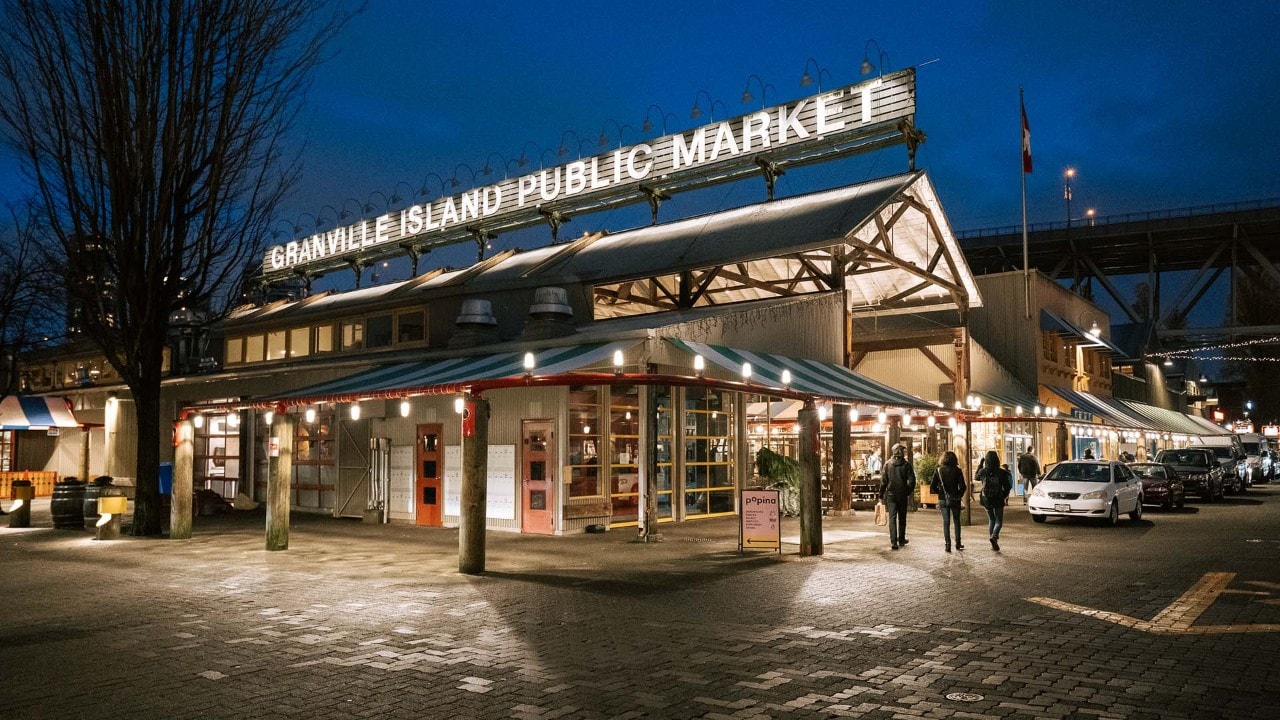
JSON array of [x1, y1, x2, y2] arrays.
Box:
[[2, 65, 1230, 550]]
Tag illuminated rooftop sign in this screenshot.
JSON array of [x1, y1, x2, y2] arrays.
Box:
[[261, 69, 916, 281]]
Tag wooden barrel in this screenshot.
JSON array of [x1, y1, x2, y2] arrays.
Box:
[[51, 480, 86, 529]]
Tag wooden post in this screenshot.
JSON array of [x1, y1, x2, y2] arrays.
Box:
[[171, 420, 194, 540], [641, 384, 661, 542], [459, 393, 490, 575], [962, 418, 974, 526], [831, 403, 851, 515], [1056, 421, 1069, 462], [266, 414, 294, 551], [798, 400, 823, 556], [79, 429, 91, 484]]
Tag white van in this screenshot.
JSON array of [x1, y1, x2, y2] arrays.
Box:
[[1237, 433, 1272, 484]]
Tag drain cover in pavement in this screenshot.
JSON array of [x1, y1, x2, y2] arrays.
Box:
[[945, 692, 984, 702]]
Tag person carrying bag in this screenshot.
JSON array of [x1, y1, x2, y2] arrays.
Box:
[[878, 443, 915, 550], [977, 450, 1014, 551], [929, 450, 967, 552]]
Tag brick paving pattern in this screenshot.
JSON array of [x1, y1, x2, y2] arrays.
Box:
[[2, 488, 1278, 719]]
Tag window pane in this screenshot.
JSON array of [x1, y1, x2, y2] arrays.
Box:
[[567, 385, 601, 497], [341, 322, 363, 350], [225, 337, 243, 365], [288, 327, 310, 357], [266, 330, 287, 360], [397, 310, 425, 343], [367, 315, 393, 348], [245, 335, 264, 363], [314, 325, 334, 353]]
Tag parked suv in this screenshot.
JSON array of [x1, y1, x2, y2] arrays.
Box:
[[1191, 445, 1246, 493], [1154, 448, 1224, 502]]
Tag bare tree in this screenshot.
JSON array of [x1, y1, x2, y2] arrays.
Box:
[[0, 0, 355, 535], [0, 200, 59, 396]]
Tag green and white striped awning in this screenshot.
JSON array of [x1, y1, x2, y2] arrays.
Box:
[[666, 339, 936, 409], [277, 341, 637, 404]]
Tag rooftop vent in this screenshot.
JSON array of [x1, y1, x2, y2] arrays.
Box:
[[521, 286, 576, 340], [448, 298, 500, 348]]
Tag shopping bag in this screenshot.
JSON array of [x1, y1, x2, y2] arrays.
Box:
[[873, 501, 887, 526]]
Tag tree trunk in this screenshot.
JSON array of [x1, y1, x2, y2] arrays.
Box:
[[129, 359, 165, 536]]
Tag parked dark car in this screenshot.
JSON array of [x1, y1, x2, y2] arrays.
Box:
[[1191, 445, 1246, 494], [1153, 448, 1224, 502], [1128, 462, 1185, 510]]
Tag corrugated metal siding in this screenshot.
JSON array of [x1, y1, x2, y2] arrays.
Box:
[[971, 271, 1042, 391], [651, 293, 844, 363], [854, 346, 952, 401]]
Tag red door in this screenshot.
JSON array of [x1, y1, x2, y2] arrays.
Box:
[[522, 420, 555, 535], [415, 423, 443, 527]]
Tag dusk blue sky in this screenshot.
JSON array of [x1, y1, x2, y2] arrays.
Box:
[[3, 1, 1278, 291]]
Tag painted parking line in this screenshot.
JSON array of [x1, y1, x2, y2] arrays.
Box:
[[1028, 572, 1280, 634]]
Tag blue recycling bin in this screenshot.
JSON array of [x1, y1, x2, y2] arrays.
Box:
[[159, 462, 173, 495]]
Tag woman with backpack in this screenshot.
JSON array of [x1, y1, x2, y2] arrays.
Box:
[[977, 450, 1013, 551], [929, 450, 967, 552]]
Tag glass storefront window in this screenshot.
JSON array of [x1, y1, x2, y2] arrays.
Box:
[[225, 337, 243, 365], [193, 412, 242, 500], [567, 386, 601, 498], [609, 385, 640, 525], [683, 387, 735, 517], [654, 387, 673, 520]]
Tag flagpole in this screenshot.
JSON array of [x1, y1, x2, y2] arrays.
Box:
[[1021, 86, 1031, 320]]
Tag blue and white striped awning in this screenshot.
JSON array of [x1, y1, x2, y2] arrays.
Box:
[[278, 341, 638, 403], [0, 395, 80, 430], [666, 339, 936, 409]]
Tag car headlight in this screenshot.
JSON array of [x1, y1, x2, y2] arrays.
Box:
[[1191, 474, 1207, 482], [1031, 485, 1048, 497], [1080, 489, 1108, 500]]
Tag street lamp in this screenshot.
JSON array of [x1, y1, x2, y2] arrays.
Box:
[[1064, 167, 1076, 228], [860, 39, 890, 78], [800, 57, 832, 92], [1086, 208, 1096, 226], [740, 73, 776, 109], [641, 104, 677, 135]]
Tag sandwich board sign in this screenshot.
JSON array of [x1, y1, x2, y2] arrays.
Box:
[[739, 489, 781, 554]]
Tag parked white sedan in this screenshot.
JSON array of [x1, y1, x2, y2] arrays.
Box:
[[1029, 460, 1143, 525]]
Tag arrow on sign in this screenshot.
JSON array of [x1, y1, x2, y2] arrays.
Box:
[[1028, 572, 1280, 634]]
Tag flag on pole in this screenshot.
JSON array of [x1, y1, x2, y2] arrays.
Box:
[[1021, 99, 1033, 173]]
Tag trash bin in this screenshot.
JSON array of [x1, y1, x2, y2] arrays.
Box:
[[84, 475, 114, 528], [51, 478, 86, 529], [159, 463, 173, 496], [8, 480, 33, 528]]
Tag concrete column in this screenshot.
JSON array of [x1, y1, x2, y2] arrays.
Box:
[[171, 420, 194, 540], [831, 403, 851, 515], [459, 394, 490, 575], [798, 400, 823, 556], [267, 414, 294, 551]]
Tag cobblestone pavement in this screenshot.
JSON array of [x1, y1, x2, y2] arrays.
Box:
[[3, 487, 1279, 719]]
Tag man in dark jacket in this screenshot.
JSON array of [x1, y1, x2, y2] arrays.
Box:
[[879, 443, 915, 549], [1017, 446, 1041, 500]]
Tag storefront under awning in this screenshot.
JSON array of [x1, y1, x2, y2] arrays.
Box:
[[270, 340, 641, 406], [1044, 386, 1160, 431], [666, 339, 938, 411], [0, 395, 80, 430], [1116, 399, 1230, 437]]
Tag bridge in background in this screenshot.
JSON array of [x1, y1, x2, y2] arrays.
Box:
[[957, 198, 1280, 347]]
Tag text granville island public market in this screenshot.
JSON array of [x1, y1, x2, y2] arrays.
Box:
[[266, 82, 891, 273]]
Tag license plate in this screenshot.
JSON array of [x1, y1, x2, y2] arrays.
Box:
[[1054, 504, 1070, 512]]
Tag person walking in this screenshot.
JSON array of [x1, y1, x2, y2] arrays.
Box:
[[977, 450, 1013, 551], [1017, 445, 1041, 503], [879, 443, 916, 550], [929, 450, 966, 552]]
